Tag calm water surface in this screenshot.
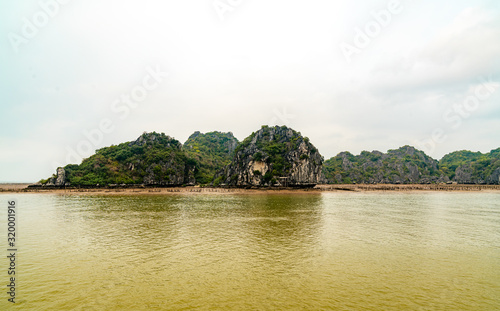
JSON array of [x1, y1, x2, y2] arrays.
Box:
[[0, 192, 499, 310]]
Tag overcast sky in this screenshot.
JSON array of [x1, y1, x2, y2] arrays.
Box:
[[1, 0, 499, 182]]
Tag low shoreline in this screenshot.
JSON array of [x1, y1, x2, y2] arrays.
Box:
[[1, 183, 500, 195]]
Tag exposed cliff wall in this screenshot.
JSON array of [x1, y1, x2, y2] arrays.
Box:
[[216, 126, 324, 187], [42, 167, 67, 187]]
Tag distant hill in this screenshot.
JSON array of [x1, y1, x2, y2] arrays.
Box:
[[323, 146, 446, 184], [183, 131, 238, 185], [323, 146, 500, 185], [440, 148, 500, 184]]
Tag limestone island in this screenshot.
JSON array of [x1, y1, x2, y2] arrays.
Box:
[[27, 125, 500, 192]]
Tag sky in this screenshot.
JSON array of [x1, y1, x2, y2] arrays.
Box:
[[1, 0, 499, 182]]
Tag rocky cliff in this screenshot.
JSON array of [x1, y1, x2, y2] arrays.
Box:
[[215, 125, 324, 187], [41, 167, 67, 187]]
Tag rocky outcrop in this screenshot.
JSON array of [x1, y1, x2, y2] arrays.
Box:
[[487, 168, 500, 184], [216, 126, 323, 187], [55, 167, 67, 186], [40, 167, 68, 187], [452, 164, 500, 185], [453, 164, 475, 184]]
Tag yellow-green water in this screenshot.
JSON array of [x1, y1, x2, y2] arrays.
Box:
[[1, 192, 499, 310]]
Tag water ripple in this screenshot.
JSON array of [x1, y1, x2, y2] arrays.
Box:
[[0, 192, 498, 310]]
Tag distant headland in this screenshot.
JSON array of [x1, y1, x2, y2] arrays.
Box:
[[30, 125, 500, 189]]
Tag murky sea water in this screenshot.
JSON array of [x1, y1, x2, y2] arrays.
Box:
[[1, 192, 499, 310]]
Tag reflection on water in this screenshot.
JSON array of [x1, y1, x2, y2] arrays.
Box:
[[1, 192, 499, 310]]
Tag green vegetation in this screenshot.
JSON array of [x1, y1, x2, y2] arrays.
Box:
[[440, 150, 484, 179], [241, 126, 302, 180], [213, 176, 224, 187], [38, 177, 53, 185], [323, 152, 361, 184], [62, 132, 192, 186], [439, 149, 500, 182], [43, 127, 500, 187], [323, 146, 442, 184], [324, 146, 500, 184], [183, 131, 238, 185], [221, 125, 324, 187], [61, 131, 240, 186]]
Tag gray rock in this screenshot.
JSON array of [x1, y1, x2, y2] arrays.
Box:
[[487, 167, 500, 184], [55, 167, 66, 186], [453, 164, 473, 184], [217, 126, 323, 187]]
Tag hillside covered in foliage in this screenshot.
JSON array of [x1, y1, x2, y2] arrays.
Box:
[[323, 146, 445, 184], [41, 132, 196, 186], [183, 131, 238, 184], [439, 149, 500, 184], [323, 146, 500, 184]]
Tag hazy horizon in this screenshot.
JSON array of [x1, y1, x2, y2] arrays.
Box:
[[1, 0, 499, 182]]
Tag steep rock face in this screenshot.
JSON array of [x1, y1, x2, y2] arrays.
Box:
[[183, 131, 239, 184], [55, 167, 66, 186], [216, 126, 323, 187], [43, 167, 67, 187], [488, 167, 500, 184], [452, 163, 500, 184], [453, 164, 474, 184], [324, 146, 448, 184]]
